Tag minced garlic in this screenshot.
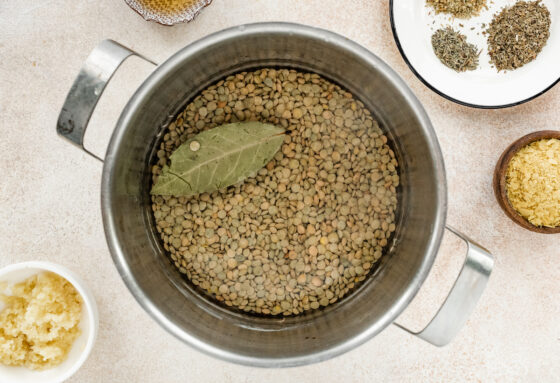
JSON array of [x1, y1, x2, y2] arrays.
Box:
[[0, 272, 82, 370], [506, 138, 560, 227]]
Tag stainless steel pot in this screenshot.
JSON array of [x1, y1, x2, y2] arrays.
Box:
[[57, 23, 493, 367]]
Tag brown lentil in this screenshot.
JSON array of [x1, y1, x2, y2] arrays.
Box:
[[151, 68, 400, 316]]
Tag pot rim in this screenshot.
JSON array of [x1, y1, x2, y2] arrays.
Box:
[[100, 22, 447, 367]]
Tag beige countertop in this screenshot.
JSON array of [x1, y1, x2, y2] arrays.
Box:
[[1, 1, 559, 382]]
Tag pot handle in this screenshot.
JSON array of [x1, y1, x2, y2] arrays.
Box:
[[56, 39, 156, 161], [394, 226, 493, 346]]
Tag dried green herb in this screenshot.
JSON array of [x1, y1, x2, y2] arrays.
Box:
[[151, 122, 285, 196], [487, 0, 551, 71], [431, 27, 480, 72], [426, 0, 487, 18]]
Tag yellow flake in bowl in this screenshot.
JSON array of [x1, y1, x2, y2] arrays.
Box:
[[506, 138, 560, 228]]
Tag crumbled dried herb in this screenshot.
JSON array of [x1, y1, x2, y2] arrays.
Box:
[[426, 0, 487, 18], [431, 27, 480, 72], [487, 0, 551, 71]]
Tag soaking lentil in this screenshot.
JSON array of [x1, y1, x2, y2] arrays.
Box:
[[151, 68, 400, 316]]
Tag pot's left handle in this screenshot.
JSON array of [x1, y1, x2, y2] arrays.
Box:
[[56, 39, 156, 161]]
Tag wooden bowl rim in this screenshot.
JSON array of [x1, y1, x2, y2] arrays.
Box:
[[493, 130, 560, 234]]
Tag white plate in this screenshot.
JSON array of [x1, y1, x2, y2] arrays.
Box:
[[0, 262, 98, 383], [390, 0, 560, 108]]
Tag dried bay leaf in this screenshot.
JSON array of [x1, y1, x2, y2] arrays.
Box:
[[151, 122, 285, 196]]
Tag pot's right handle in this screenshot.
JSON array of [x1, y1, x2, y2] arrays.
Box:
[[395, 226, 494, 346], [56, 39, 156, 161]]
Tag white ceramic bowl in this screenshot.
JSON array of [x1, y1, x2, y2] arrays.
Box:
[[391, 0, 560, 108], [0, 262, 98, 383]]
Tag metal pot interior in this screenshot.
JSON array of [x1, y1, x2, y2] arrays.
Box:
[[101, 23, 446, 367]]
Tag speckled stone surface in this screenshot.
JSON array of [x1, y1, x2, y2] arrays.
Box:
[[0, 1, 559, 382]]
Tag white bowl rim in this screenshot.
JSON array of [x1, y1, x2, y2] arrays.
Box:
[[389, 0, 560, 109], [0, 261, 98, 383]]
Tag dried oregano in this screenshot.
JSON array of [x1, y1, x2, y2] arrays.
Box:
[[426, 0, 487, 19], [431, 27, 480, 72], [487, 0, 551, 71]]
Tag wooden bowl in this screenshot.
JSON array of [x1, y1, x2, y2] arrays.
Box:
[[493, 130, 560, 234]]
